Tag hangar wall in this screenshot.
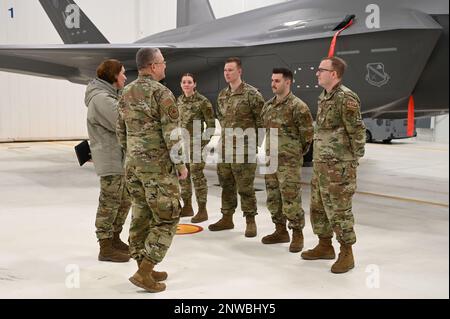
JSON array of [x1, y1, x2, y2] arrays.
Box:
[[0, 0, 286, 142], [432, 114, 449, 143]]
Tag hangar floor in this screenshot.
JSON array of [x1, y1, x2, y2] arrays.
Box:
[[0, 140, 448, 299]]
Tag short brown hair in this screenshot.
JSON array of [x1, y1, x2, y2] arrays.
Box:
[[225, 57, 242, 69], [96, 59, 123, 84], [321, 56, 347, 78]]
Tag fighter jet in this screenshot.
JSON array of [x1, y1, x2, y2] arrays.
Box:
[[0, 0, 448, 122]]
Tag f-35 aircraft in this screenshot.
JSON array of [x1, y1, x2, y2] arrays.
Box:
[[0, 0, 448, 121]]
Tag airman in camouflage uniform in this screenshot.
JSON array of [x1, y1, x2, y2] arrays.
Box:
[[85, 59, 131, 263], [208, 57, 265, 238], [177, 73, 216, 223], [261, 68, 313, 253], [301, 57, 366, 274], [117, 48, 188, 293]]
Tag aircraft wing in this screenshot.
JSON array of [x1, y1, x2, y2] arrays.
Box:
[[0, 44, 180, 84]]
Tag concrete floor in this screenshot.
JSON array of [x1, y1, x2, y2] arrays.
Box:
[[0, 140, 448, 299]]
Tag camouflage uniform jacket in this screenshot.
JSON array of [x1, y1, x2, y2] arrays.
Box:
[[313, 83, 366, 162], [177, 91, 216, 146], [262, 92, 314, 166], [216, 81, 265, 157], [117, 75, 186, 173]]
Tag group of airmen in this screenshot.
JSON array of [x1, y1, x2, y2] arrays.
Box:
[[85, 47, 366, 293]]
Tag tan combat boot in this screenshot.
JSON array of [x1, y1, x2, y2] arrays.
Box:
[[261, 223, 290, 244], [208, 214, 234, 231], [129, 259, 166, 292], [245, 216, 257, 238], [191, 202, 208, 223], [331, 244, 355, 274], [289, 229, 304, 253], [180, 198, 194, 217], [98, 238, 130, 262], [136, 260, 168, 282], [112, 231, 129, 253], [301, 237, 336, 260]]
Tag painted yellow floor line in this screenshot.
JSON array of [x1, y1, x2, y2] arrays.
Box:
[[356, 191, 448, 208], [214, 168, 449, 207], [49, 141, 80, 147], [373, 145, 448, 153], [296, 182, 448, 208], [4, 142, 445, 207]]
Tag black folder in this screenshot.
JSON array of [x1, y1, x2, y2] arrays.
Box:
[[74, 140, 91, 166]]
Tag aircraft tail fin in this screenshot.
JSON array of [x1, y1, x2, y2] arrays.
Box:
[[38, 0, 109, 44], [177, 0, 216, 28]]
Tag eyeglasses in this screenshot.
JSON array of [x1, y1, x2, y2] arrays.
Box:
[[152, 60, 166, 65], [317, 68, 334, 73]]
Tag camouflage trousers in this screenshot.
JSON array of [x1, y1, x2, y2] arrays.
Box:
[[310, 161, 358, 245], [95, 175, 131, 240], [265, 165, 305, 230], [217, 163, 257, 217], [180, 162, 207, 204], [126, 165, 181, 265]]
